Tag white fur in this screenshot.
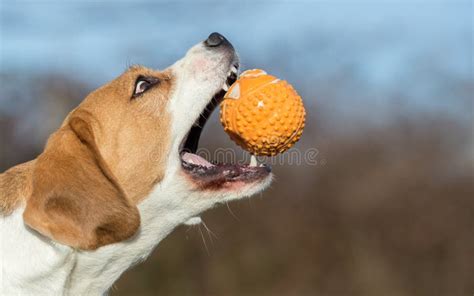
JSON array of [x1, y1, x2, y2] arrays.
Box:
[[0, 41, 271, 295]]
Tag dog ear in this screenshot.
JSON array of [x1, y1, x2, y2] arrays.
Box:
[[23, 113, 140, 250]]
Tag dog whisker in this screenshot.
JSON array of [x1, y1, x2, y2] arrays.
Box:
[[198, 224, 210, 256], [201, 220, 218, 242], [226, 201, 240, 221]]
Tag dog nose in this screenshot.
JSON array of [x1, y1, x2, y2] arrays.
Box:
[[204, 32, 228, 47]]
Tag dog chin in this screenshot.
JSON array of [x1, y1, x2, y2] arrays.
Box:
[[224, 174, 273, 201]]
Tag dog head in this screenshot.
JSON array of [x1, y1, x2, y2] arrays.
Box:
[[23, 33, 272, 250]]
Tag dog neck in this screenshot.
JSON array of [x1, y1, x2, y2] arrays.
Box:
[[1, 165, 213, 295], [67, 173, 214, 295]]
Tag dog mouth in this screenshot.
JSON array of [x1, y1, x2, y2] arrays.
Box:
[[179, 62, 271, 188]]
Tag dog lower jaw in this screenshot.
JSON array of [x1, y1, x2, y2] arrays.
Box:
[[181, 159, 272, 191]]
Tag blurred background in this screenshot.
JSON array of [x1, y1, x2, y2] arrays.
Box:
[[1, 0, 473, 295]]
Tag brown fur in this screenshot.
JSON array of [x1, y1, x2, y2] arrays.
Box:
[[0, 160, 35, 215], [2, 66, 174, 250]]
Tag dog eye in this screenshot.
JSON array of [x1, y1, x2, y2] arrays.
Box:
[[133, 76, 159, 98]]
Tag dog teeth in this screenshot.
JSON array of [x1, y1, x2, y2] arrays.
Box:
[[223, 65, 239, 91], [249, 155, 258, 167]]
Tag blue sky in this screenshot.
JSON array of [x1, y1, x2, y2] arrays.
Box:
[[0, 0, 472, 122]]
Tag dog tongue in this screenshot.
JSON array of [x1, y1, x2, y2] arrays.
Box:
[[182, 152, 214, 167]]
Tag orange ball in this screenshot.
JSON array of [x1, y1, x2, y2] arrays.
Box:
[[220, 69, 306, 156]]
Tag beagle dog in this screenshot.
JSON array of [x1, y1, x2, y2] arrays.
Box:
[[0, 33, 272, 295]]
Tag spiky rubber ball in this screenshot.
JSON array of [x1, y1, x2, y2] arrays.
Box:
[[220, 69, 306, 156]]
